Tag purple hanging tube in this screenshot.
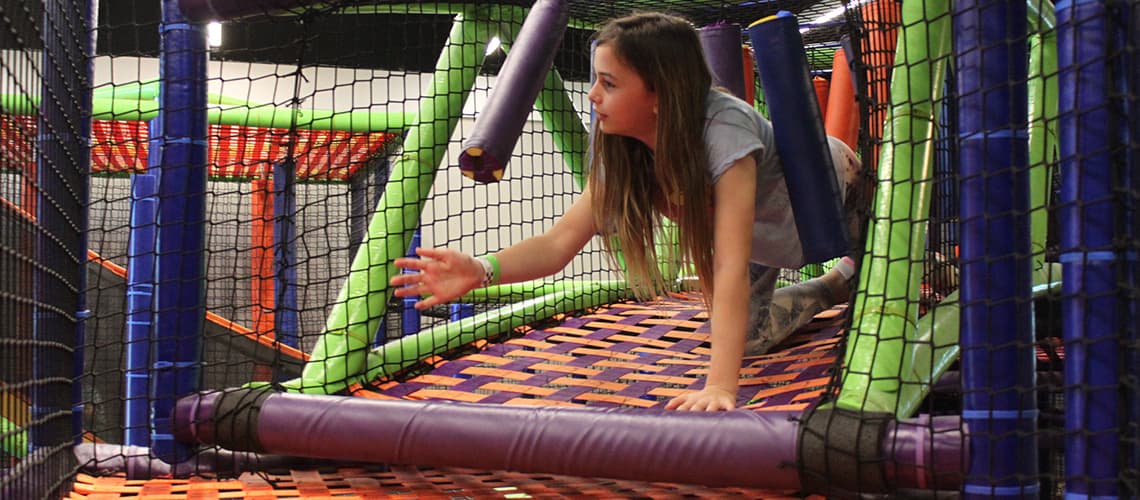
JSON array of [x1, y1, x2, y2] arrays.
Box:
[[458, 0, 568, 183], [699, 22, 747, 101]]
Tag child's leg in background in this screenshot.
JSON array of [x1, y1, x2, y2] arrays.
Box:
[[828, 135, 872, 254], [744, 263, 836, 356], [743, 139, 869, 356]]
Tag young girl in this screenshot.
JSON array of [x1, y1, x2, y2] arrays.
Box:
[[392, 12, 864, 412]]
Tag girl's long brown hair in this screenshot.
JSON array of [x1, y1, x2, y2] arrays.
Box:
[[588, 12, 716, 300]]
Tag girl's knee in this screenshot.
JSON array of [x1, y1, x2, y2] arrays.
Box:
[[827, 135, 862, 201]]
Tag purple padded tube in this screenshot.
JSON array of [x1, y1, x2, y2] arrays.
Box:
[[175, 390, 803, 490], [74, 443, 364, 480], [176, 390, 968, 492], [699, 23, 747, 101], [885, 415, 966, 491], [458, 0, 568, 183]]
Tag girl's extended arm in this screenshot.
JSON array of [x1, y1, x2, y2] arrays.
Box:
[[666, 156, 757, 411], [392, 187, 599, 309]]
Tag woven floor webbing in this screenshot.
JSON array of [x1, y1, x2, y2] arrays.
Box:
[[353, 294, 846, 411], [68, 466, 823, 499], [66, 295, 846, 499]]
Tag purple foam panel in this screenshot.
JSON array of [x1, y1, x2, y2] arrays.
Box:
[[699, 23, 747, 100]]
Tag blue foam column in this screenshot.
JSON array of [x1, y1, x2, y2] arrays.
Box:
[[75, 0, 95, 447], [152, 0, 208, 463], [746, 12, 848, 264], [124, 167, 158, 447], [401, 229, 422, 336], [955, 0, 1037, 497], [32, 0, 93, 454], [1124, 0, 1139, 480], [449, 303, 475, 322], [1057, 0, 1125, 497], [273, 159, 299, 348], [348, 168, 368, 262]]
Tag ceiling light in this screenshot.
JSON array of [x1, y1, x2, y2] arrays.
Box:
[[800, 0, 874, 34], [485, 36, 501, 55], [208, 22, 222, 48]]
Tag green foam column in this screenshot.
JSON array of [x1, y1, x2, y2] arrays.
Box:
[[838, 0, 1059, 413], [93, 80, 159, 100], [892, 276, 1061, 418], [283, 12, 496, 394], [0, 94, 416, 133], [1028, 18, 1058, 271], [93, 81, 251, 107], [837, 0, 952, 412], [461, 280, 624, 302], [0, 415, 27, 458], [535, 68, 588, 189], [360, 282, 629, 383], [753, 79, 768, 118]]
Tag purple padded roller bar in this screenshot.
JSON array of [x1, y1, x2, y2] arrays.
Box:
[[699, 23, 747, 101], [174, 389, 964, 492], [74, 443, 361, 480], [458, 0, 568, 183]]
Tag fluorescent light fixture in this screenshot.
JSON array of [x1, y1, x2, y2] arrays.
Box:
[[800, 0, 874, 34], [485, 36, 501, 55], [208, 22, 222, 48]]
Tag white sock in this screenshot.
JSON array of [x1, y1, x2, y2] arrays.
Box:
[[834, 256, 857, 280]]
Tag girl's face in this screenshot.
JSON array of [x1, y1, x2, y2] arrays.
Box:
[[588, 44, 658, 149]]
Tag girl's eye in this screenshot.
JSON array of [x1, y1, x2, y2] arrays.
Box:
[[602, 81, 615, 89]]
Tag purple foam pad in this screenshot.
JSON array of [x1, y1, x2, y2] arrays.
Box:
[[458, 0, 568, 183], [74, 443, 368, 479], [885, 415, 966, 491], [699, 22, 747, 101], [172, 389, 221, 445]]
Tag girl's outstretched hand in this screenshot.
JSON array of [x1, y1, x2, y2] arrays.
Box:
[[391, 247, 484, 310], [664, 386, 737, 411]]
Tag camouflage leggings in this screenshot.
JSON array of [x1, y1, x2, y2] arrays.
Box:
[[744, 263, 835, 356]]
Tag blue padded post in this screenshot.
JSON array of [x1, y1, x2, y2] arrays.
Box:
[[273, 159, 300, 348], [152, 0, 207, 464], [1056, 0, 1126, 496], [124, 169, 158, 447], [746, 12, 849, 264], [401, 229, 422, 336]]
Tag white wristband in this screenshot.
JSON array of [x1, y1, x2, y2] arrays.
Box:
[[476, 256, 495, 287]]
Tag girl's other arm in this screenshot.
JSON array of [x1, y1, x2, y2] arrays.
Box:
[[393, 187, 599, 309], [666, 156, 757, 411]]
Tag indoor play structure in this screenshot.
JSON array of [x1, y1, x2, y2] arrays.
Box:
[[2, 0, 1137, 498]]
